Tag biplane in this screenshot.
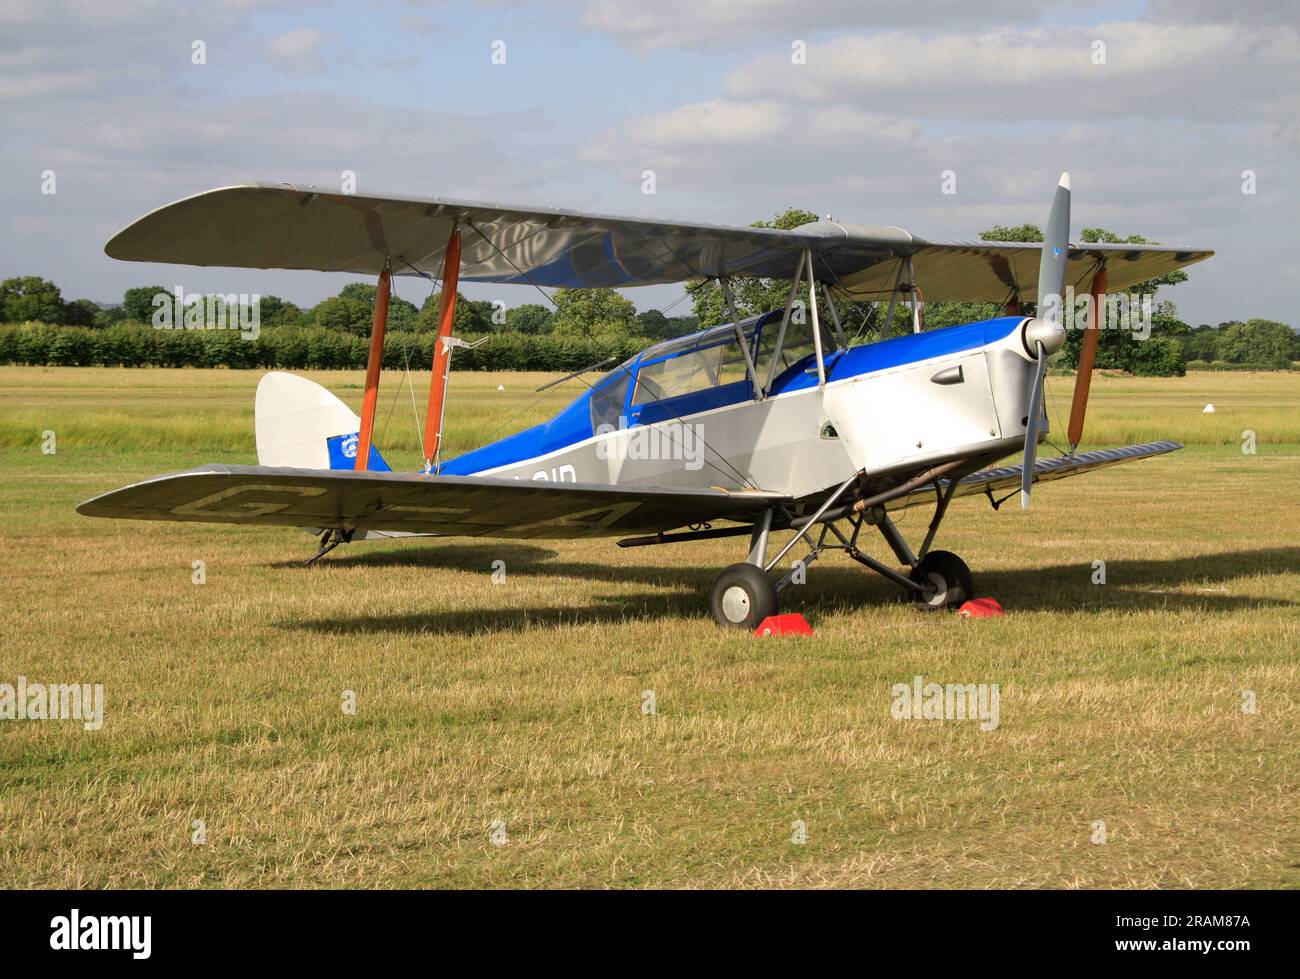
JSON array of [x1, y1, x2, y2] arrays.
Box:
[[79, 174, 1211, 627]]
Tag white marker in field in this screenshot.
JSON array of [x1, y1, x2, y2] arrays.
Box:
[[1203, 403, 1216, 413]]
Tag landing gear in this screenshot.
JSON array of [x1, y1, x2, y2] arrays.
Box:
[[710, 563, 778, 629], [907, 550, 973, 611], [679, 462, 983, 625], [706, 467, 978, 623]]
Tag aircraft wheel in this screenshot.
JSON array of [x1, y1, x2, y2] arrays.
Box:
[[908, 550, 973, 611], [710, 563, 778, 629]]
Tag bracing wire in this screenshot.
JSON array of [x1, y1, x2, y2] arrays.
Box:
[[376, 275, 425, 454]]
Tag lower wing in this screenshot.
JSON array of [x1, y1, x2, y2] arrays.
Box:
[[77, 442, 1179, 539], [76, 465, 787, 539], [889, 441, 1182, 511]]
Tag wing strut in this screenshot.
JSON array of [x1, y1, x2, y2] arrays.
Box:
[[354, 262, 391, 471], [721, 277, 762, 396], [424, 227, 462, 471], [804, 250, 827, 387]]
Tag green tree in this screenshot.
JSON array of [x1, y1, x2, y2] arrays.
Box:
[[1129, 336, 1186, 376], [312, 296, 371, 334], [337, 282, 419, 331], [338, 282, 378, 305], [551, 288, 637, 340], [123, 285, 167, 323], [919, 301, 1004, 331], [1219, 319, 1297, 367], [61, 298, 101, 327], [464, 298, 499, 332], [1184, 324, 1220, 363], [94, 305, 128, 328], [504, 303, 553, 335], [980, 223, 1043, 243], [415, 291, 495, 333], [1, 276, 66, 323], [635, 309, 670, 339], [256, 295, 304, 327], [635, 309, 702, 342]]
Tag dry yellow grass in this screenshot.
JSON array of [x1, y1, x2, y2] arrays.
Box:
[[0, 365, 1296, 888]]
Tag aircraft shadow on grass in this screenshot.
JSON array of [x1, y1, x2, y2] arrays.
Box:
[[281, 544, 1300, 636]]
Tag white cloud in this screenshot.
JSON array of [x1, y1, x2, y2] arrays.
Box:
[[579, 62, 1298, 323], [582, 99, 793, 169], [721, 22, 1300, 122], [262, 27, 338, 74], [1142, 0, 1300, 27], [569, 0, 1057, 51], [0, 89, 568, 305]]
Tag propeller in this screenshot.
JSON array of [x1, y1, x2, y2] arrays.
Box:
[[1020, 173, 1071, 509]]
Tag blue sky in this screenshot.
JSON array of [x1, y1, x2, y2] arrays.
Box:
[[2, 0, 1296, 324]]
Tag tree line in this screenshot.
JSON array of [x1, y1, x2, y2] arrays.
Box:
[[0, 276, 697, 372], [0, 276, 698, 341], [1, 210, 1295, 374]]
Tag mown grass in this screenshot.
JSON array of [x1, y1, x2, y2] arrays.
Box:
[[3, 366, 1300, 459], [0, 365, 1296, 888]]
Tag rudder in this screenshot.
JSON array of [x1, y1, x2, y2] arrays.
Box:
[[255, 372, 391, 471]]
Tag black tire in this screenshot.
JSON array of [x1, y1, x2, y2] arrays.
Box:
[[908, 550, 974, 611], [710, 562, 779, 629]]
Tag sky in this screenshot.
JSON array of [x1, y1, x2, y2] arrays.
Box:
[[2, 0, 1297, 325]]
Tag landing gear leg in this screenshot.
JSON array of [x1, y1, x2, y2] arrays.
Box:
[[863, 477, 974, 610]]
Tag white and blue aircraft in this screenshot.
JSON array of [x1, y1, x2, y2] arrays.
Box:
[[80, 175, 1211, 627]]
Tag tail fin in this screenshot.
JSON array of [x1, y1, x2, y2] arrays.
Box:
[[255, 372, 391, 471]]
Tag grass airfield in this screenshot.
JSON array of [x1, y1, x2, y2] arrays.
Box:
[[0, 365, 1296, 888]]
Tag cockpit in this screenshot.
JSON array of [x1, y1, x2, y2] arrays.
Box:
[[588, 309, 835, 432]]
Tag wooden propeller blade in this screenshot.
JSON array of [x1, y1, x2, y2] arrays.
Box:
[[1067, 266, 1107, 452]]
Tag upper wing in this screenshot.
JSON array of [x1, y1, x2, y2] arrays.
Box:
[[76, 465, 787, 539], [832, 242, 1212, 303], [889, 441, 1183, 511], [104, 183, 1212, 300]]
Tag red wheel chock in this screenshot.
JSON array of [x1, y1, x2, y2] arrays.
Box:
[[957, 598, 1005, 618], [755, 613, 814, 637]]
